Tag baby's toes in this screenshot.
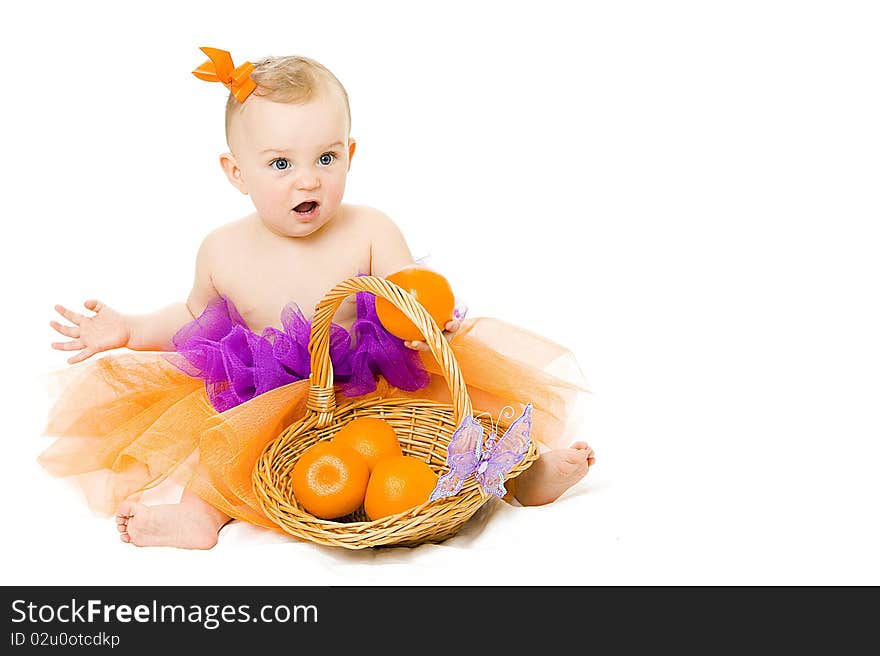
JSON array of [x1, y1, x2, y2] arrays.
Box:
[[116, 500, 138, 543], [585, 446, 596, 466], [565, 447, 591, 464], [556, 449, 591, 477], [116, 500, 134, 521], [117, 517, 130, 542], [568, 442, 595, 466]]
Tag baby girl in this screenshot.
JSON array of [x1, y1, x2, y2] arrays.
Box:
[[45, 48, 594, 549]]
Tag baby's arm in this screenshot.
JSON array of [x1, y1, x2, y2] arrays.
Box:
[[123, 305, 196, 352]]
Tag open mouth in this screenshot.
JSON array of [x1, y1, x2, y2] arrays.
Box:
[[293, 201, 319, 216]]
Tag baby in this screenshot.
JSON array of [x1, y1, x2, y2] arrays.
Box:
[[48, 49, 594, 549]]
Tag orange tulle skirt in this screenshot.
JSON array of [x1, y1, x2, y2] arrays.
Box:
[[40, 317, 589, 531]]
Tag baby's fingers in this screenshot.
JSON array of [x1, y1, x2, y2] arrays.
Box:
[[51, 338, 83, 352], [49, 320, 80, 339], [54, 304, 85, 326], [405, 324, 460, 350], [67, 347, 96, 365]]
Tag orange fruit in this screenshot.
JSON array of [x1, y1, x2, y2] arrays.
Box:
[[364, 455, 439, 520], [290, 441, 370, 520], [376, 267, 455, 342], [333, 417, 403, 472]]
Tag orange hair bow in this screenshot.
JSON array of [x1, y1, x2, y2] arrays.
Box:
[[192, 47, 257, 103]]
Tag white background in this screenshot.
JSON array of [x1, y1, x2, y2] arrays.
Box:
[[1, 1, 878, 585]]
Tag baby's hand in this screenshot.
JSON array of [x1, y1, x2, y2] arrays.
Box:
[[50, 299, 130, 365], [404, 319, 461, 352]]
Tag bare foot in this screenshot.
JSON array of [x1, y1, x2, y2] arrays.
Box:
[[513, 441, 595, 506], [116, 493, 230, 549]]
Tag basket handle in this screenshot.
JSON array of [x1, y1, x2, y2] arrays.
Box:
[[306, 275, 473, 428]]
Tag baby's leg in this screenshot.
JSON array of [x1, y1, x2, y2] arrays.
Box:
[[509, 442, 595, 507], [116, 489, 231, 549]]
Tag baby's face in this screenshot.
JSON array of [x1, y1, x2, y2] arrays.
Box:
[[224, 91, 353, 238]]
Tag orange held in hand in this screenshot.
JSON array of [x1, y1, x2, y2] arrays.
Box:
[[376, 267, 455, 342], [291, 441, 370, 520], [333, 417, 402, 472], [364, 455, 439, 520]]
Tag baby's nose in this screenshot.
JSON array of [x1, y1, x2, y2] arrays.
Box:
[[294, 170, 320, 190]]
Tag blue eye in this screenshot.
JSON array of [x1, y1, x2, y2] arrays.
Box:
[[318, 152, 336, 166], [271, 158, 290, 171]]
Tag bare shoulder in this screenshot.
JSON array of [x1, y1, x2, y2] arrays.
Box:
[[346, 205, 415, 276], [198, 215, 252, 255], [210, 214, 254, 241], [188, 216, 258, 290], [341, 204, 397, 231]]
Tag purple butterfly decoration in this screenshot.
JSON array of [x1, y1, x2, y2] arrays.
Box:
[[429, 403, 533, 501]]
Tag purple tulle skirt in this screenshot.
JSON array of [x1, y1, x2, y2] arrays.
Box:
[[166, 292, 430, 413]]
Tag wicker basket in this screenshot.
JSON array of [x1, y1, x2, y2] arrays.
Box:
[[252, 275, 538, 549]]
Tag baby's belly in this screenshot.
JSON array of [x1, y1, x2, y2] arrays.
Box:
[[240, 299, 358, 334]]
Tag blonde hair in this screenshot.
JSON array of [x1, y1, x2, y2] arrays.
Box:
[[225, 55, 351, 144]]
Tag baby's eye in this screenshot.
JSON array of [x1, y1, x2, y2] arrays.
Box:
[[271, 158, 291, 171], [318, 152, 337, 166]]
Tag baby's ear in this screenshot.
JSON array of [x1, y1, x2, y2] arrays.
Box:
[[219, 152, 248, 195], [347, 138, 357, 169]]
